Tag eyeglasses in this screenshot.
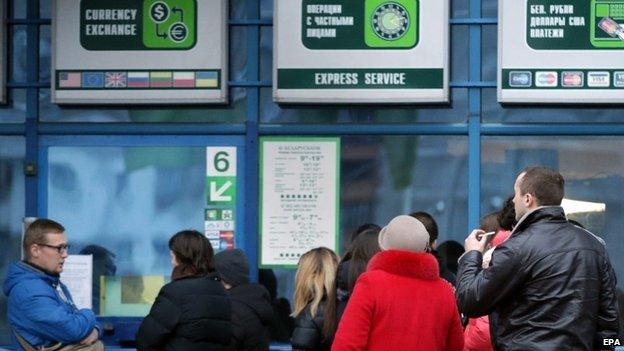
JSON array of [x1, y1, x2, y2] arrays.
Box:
[[38, 243, 70, 254]]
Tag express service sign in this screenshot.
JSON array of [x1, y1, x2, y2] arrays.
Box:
[[273, 0, 449, 104], [499, 0, 624, 103], [52, 0, 228, 105]]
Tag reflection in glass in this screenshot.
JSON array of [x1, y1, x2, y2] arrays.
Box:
[[48, 147, 206, 281], [481, 137, 624, 292], [272, 135, 468, 304], [0, 137, 25, 345]]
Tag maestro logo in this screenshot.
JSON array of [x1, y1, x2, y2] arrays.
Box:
[[535, 71, 558, 87]]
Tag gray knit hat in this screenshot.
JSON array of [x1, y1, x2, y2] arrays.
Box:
[[214, 249, 250, 287], [378, 215, 430, 253]]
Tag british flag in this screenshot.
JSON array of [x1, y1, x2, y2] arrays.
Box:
[[105, 72, 127, 88]]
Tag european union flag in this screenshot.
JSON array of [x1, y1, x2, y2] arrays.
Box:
[[82, 72, 105, 88]]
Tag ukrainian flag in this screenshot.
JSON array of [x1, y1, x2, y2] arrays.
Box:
[[195, 71, 219, 88]]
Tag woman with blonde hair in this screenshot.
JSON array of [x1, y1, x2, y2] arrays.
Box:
[[291, 247, 339, 351]]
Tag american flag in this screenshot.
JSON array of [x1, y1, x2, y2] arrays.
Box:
[[105, 72, 127, 88], [58, 72, 81, 88]]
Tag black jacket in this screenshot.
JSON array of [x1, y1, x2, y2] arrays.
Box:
[[456, 206, 620, 351], [229, 283, 274, 351], [335, 260, 350, 322], [291, 301, 330, 351], [432, 249, 457, 287], [136, 273, 233, 351]]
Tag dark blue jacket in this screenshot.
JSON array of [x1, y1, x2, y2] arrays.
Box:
[[2, 261, 99, 350]]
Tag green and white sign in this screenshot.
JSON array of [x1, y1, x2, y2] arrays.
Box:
[[274, 0, 449, 103], [499, 0, 624, 103], [52, 0, 227, 105], [206, 147, 237, 206], [260, 137, 340, 267], [80, 0, 196, 50]]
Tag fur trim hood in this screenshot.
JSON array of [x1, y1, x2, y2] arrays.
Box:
[[366, 249, 440, 281]]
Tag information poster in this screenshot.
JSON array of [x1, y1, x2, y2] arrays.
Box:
[[273, 0, 449, 103], [205, 147, 237, 251], [260, 137, 340, 267], [499, 0, 624, 103], [52, 0, 228, 104], [60, 255, 93, 310]]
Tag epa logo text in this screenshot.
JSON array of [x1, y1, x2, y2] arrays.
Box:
[[602, 337, 622, 346]]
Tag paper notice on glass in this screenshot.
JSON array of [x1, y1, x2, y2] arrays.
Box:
[[60, 255, 93, 310], [260, 137, 341, 267]]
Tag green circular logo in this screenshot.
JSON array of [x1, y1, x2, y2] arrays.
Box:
[[372, 2, 410, 41]]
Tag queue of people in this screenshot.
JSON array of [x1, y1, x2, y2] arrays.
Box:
[[2, 165, 621, 350]]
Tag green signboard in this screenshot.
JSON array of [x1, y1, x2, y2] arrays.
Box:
[[499, 0, 624, 103], [53, 0, 227, 104], [80, 0, 196, 50], [274, 0, 449, 104], [301, 0, 418, 49], [526, 0, 624, 50]]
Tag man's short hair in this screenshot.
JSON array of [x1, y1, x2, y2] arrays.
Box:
[[519, 166, 565, 206], [409, 211, 438, 245], [23, 219, 65, 258]]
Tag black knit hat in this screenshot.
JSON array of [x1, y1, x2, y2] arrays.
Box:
[[214, 249, 250, 287]]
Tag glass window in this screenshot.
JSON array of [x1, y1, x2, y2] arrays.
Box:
[[260, 88, 469, 124], [46, 145, 243, 315], [482, 26, 497, 83], [0, 24, 28, 123], [482, 89, 624, 123], [271, 135, 468, 303], [481, 136, 624, 292], [0, 137, 25, 345], [40, 0, 51, 18], [13, 0, 26, 18], [482, 0, 497, 18]]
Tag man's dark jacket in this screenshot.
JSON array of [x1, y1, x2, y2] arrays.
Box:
[[229, 283, 274, 351], [456, 206, 620, 351], [136, 273, 232, 351]]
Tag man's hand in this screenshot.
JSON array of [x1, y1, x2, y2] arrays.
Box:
[[80, 329, 99, 345], [464, 229, 489, 253]]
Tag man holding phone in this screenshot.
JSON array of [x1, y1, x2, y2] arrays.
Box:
[[456, 166, 619, 350]]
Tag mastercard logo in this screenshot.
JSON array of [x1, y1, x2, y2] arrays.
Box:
[[562, 72, 583, 87]]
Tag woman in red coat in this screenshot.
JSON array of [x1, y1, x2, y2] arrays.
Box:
[[332, 215, 464, 351]]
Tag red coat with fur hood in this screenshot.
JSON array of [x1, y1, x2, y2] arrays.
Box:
[[332, 250, 464, 351]]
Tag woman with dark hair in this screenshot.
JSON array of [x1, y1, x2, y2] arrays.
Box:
[[136, 230, 232, 351], [324, 228, 380, 338]]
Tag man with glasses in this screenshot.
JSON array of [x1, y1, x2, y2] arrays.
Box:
[[3, 218, 103, 351]]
